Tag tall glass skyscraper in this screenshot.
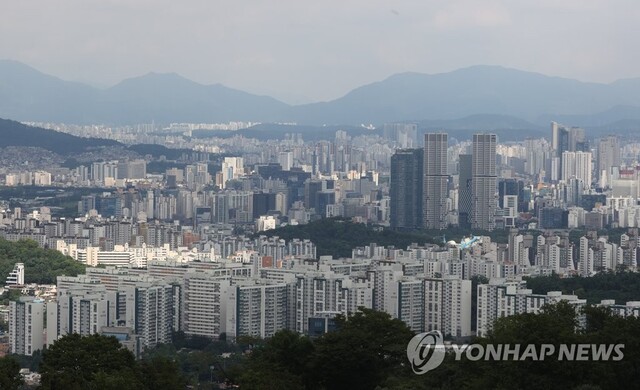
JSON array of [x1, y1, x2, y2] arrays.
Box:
[[390, 149, 423, 229]]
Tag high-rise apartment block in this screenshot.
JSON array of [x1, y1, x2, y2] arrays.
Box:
[[561, 151, 592, 190], [225, 280, 289, 340], [458, 154, 473, 228], [423, 133, 448, 229], [471, 134, 497, 230], [477, 279, 586, 337], [9, 297, 44, 356]]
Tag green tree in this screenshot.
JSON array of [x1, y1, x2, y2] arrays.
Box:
[[238, 330, 314, 390], [39, 334, 142, 390], [139, 356, 187, 390], [0, 356, 23, 390], [308, 308, 415, 390]]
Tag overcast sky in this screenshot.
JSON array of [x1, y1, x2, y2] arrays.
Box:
[[2, 0, 639, 104]]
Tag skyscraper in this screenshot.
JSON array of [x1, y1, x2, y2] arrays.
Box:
[[551, 122, 588, 181], [561, 151, 592, 190], [383, 123, 418, 148], [390, 149, 423, 229], [597, 136, 620, 187], [458, 154, 472, 229], [423, 133, 448, 229], [471, 134, 497, 231]]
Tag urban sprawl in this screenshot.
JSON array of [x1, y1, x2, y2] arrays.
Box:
[[4, 122, 640, 368]]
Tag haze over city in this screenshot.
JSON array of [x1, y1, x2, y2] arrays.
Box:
[[3, 2, 640, 389], [2, 0, 640, 103]]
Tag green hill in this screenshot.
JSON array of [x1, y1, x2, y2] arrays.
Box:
[[0, 118, 120, 155], [0, 238, 85, 284]]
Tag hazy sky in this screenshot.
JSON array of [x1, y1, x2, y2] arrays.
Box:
[[2, 0, 639, 104]]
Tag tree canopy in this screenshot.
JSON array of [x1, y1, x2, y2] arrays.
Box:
[[39, 333, 185, 390], [0, 356, 23, 390], [237, 308, 415, 390], [0, 238, 85, 284], [234, 304, 640, 390], [525, 271, 640, 304], [257, 218, 510, 258]]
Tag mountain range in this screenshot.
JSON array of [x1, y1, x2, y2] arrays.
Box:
[[2, 59, 640, 129]]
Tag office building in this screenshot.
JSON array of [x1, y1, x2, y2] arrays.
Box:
[[597, 136, 620, 187], [390, 149, 423, 229], [551, 122, 588, 181], [383, 123, 418, 148]]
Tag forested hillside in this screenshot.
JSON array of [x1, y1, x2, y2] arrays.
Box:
[[0, 238, 85, 284]]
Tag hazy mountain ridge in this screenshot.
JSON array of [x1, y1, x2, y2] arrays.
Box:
[[285, 66, 638, 125], [0, 60, 288, 124], [0, 118, 121, 155], [2, 60, 640, 128]]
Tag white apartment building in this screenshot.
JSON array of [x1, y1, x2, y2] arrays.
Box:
[[124, 282, 174, 348], [477, 279, 586, 337], [397, 278, 426, 332], [181, 270, 231, 338], [424, 277, 472, 338], [5, 262, 24, 285], [225, 280, 289, 340], [9, 297, 44, 356], [561, 151, 592, 189]]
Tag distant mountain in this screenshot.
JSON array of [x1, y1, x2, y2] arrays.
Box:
[[285, 66, 640, 125], [3, 60, 640, 127], [537, 105, 640, 128], [0, 60, 289, 124], [0, 60, 98, 123], [99, 72, 288, 124], [0, 118, 120, 155]]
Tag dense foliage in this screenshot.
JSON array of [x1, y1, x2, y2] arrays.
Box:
[[258, 218, 508, 258], [257, 218, 432, 257], [237, 309, 414, 390], [413, 302, 640, 390], [236, 304, 640, 390], [0, 238, 85, 284], [40, 333, 185, 390], [141, 332, 246, 386], [525, 271, 640, 304], [43, 305, 640, 389], [0, 356, 23, 390], [126, 144, 192, 160]]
